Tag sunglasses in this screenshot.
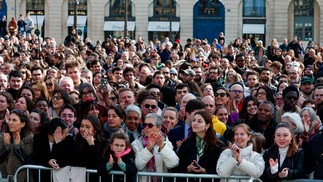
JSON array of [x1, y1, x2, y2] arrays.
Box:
[[46, 82, 53, 86], [215, 93, 226, 97], [143, 123, 156, 128], [109, 96, 117, 101], [52, 95, 62, 100], [144, 104, 157, 109]]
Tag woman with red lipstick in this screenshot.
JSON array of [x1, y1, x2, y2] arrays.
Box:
[[177, 111, 224, 180], [217, 124, 265, 181], [261, 123, 304, 181]]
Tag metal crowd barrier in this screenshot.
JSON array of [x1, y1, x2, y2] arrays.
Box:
[[13, 164, 263, 182]]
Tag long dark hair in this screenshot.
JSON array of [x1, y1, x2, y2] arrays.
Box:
[[78, 115, 106, 146], [239, 96, 258, 120], [190, 111, 220, 151]]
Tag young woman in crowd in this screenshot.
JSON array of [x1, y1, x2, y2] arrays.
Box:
[[31, 80, 50, 101], [215, 87, 239, 126], [17, 85, 34, 100], [217, 124, 265, 182], [261, 123, 304, 181], [49, 89, 72, 118], [33, 118, 69, 181], [103, 105, 134, 142], [0, 109, 33, 182], [0, 92, 15, 131], [177, 111, 223, 180], [200, 83, 214, 98], [238, 96, 258, 125], [98, 132, 137, 181]]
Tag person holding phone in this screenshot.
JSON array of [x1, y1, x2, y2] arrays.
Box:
[[261, 123, 304, 181], [176, 111, 224, 181], [216, 124, 265, 181]]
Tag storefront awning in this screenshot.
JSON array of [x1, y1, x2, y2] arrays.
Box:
[[30, 15, 45, 26], [67, 16, 87, 27], [242, 24, 265, 34], [147, 21, 180, 32], [103, 21, 136, 31]]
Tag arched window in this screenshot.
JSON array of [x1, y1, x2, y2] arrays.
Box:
[[154, 0, 175, 16], [68, 0, 87, 15], [243, 0, 265, 17], [294, 0, 314, 41], [198, 0, 221, 17], [110, 0, 132, 16]]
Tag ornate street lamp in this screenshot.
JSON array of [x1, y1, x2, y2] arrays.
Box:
[[73, 0, 80, 29]]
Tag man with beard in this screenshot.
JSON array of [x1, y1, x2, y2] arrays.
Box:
[[300, 76, 314, 100], [259, 68, 277, 93], [248, 100, 277, 149], [276, 85, 300, 123], [288, 66, 301, 85], [192, 65, 203, 86], [205, 66, 222, 90]]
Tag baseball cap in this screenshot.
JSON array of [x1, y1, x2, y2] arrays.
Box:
[[301, 76, 314, 85], [183, 69, 196, 76]]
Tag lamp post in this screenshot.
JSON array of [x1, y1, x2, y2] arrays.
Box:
[[124, 0, 128, 38], [73, 0, 79, 29]]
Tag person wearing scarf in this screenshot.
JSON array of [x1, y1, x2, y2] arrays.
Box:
[[176, 111, 224, 182], [132, 113, 179, 182], [98, 132, 137, 182]]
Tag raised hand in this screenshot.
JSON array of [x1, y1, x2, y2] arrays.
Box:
[[176, 140, 183, 148], [147, 134, 156, 152], [3, 132, 10, 145], [13, 132, 20, 145], [230, 143, 240, 162], [83, 130, 95, 145], [53, 126, 63, 144], [269, 158, 278, 168], [117, 157, 123, 165], [153, 132, 164, 148], [108, 154, 114, 166]]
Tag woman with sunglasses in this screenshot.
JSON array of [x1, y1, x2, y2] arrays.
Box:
[[132, 113, 179, 181], [0, 109, 33, 182], [215, 87, 239, 126], [103, 105, 134, 142], [44, 75, 57, 98], [49, 89, 72, 118]]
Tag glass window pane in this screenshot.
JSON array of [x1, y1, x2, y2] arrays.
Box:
[[154, 0, 175, 16], [294, 0, 313, 16], [26, 0, 45, 11], [68, 0, 87, 15], [243, 0, 265, 17], [199, 0, 221, 17], [110, 0, 131, 16]]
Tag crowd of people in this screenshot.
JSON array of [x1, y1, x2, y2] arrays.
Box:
[[0, 18, 323, 182]]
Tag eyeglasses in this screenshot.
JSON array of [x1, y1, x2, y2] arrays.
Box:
[[231, 90, 243, 94], [215, 93, 226, 97], [109, 96, 117, 101], [144, 104, 157, 109], [52, 95, 62, 100], [82, 91, 93, 96], [61, 114, 75, 118], [143, 123, 156, 128]]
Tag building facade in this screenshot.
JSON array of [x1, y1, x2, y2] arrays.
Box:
[[2, 0, 322, 46]]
